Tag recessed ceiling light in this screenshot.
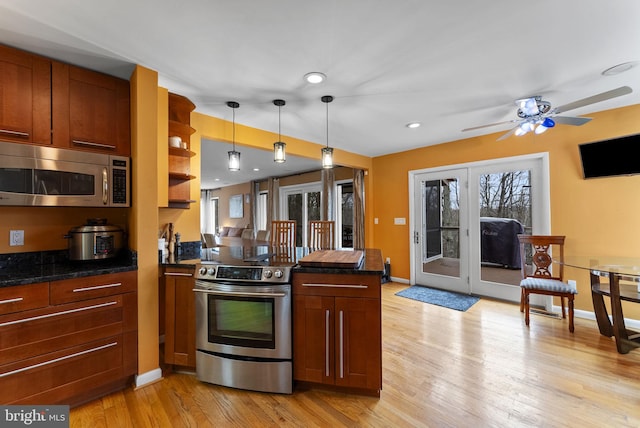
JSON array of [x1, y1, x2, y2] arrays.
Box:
[[214, 178, 220, 181], [406, 122, 421, 129], [253, 168, 260, 172], [602, 61, 638, 76], [304, 72, 326, 84]]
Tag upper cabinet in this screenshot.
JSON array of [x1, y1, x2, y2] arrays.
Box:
[[0, 44, 52, 146], [53, 62, 131, 156], [0, 44, 131, 156]]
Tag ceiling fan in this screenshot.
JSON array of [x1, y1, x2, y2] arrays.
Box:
[[462, 86, 632, 141]]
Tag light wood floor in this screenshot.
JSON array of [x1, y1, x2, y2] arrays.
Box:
[[71, 282, 640, 427]]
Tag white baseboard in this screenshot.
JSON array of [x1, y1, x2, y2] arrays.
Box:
[[555, 305, 640, 330], [135, 368, 163, 388]]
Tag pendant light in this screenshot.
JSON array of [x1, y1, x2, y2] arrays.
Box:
[[321, 95, 334, 169], [227, 101, 240, 171], [273, 99, 286, 163]]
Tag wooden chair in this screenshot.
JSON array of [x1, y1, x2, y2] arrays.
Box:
[[517, 235, 576, 332], [256, 230, 270, 242], [308, 220, 335, 249], [203, 233, 216, 248], [270, 220, 296, 247]]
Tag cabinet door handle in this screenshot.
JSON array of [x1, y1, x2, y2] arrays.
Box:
[[72, 139, 116, 150], [302, 283, 368, 289], [0, 297, 24, 305], [339, 310, 344, 379], [165, 272, 194, 277], [0, 301, 117, 327], [73, 282, 122, 293], [102, 166, 109, 205], [325, 309, 330, 377], [0, 341, 118, 378], [0, 129, 29, 138]]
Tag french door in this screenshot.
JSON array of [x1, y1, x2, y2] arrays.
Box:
[[411, 154, 549, 302]]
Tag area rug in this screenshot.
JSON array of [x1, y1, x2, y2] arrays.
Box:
[[395, 285, 480, 312]]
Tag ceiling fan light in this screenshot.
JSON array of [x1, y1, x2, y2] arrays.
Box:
[[542, 117, 555, 128]]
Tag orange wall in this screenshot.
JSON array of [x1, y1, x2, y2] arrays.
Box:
[[372, 103, 640, 315]]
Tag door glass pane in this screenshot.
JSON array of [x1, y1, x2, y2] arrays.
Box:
[[340, 183, 353, 248], [422, 178, 460, 278], [287, 193, 303, 247], [478, 170, 531, 285]]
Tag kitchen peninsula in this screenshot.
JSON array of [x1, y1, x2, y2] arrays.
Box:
[[160, 246, 384, 396]]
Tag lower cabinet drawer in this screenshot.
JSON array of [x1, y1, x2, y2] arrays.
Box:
[[0, 295, 125, 366], [0, 335, 126, 404], [0, 282, 49, 315], [50, 270, 137, 304]]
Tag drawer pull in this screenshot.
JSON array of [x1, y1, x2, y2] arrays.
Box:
[[0, 129, 29, 138], [302, 283, 368, 289], [0, 297, 24, 305], [165, 272, 194, 277], [0, 301, 117, 327], [73, 282, 122, 293], [0, 341, 118, 378], [72, 139, 116, 150], [325, 309, 330, 377]]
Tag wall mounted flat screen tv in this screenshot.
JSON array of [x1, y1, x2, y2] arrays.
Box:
[[579, 133, 640, 179]]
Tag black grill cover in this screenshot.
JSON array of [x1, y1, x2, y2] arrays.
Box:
[[480, 217, 524, 269]]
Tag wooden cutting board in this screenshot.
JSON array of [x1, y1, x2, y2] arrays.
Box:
[[298, 250, 364, 268]]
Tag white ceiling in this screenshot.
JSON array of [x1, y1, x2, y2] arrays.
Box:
[[1, 1, 639, 187]]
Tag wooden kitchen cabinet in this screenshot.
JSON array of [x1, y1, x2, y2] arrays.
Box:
[[167, 93, 196, 208], [0, 44, 52, 146], [52, 61, 131, 156], [0, 270, 137, 406], [162, 266, 197, 369], [293, 272, 382, 395]]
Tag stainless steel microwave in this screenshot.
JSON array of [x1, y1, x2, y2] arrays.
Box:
[[0, 141, 130, 207]]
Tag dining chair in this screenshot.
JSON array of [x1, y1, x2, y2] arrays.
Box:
[[308, 220, 335, 249], [241, 228, 254, 239], [203, 233, 216, 248], [256, 230, 270, 242], [517, 234, 576, 332], [270, 220, 296, 248]]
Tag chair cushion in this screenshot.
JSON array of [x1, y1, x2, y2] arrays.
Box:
[[520, 278, 577, 294]]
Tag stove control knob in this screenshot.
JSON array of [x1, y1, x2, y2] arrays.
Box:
[[263, 269, 273, 278], [274, 269, 284, 278], [198, 267, 207, 276], [207, 267, 216, 276]]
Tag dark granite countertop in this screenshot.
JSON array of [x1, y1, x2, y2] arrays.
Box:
[[0, 250, 137, 288], [159, 246, 384, 275]]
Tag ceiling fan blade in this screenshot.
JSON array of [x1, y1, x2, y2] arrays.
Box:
[[553, 86, 632, 114], [496, 126, 519, 141], [552, 116, 592, 126], [462, 120, 514, 132]]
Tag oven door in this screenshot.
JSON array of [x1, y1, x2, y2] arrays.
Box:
[[194, 280, 291, 360]]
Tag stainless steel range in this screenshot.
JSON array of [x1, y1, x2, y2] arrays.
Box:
[[193, 246, 295, 394]]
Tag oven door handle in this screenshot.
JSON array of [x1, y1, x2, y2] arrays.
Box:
[[192, 288, 287, 298]]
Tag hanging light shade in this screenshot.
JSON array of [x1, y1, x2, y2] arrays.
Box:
[[227, 101, 240, 171], [321, 95, 334, 169], [273, 99, 286, 163]]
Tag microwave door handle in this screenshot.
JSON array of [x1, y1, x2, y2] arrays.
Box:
[[102, 167, 108, 205]]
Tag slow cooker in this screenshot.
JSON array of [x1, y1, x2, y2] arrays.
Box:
[[66, 218, 125, 261]]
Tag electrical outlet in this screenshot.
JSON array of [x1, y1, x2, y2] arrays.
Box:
[[10, 230, 24, 246], [568, 279, 577, 291]]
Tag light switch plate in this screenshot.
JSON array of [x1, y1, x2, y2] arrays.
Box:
[[394, 217, 406, 225], [10, 230, 24, 246]]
